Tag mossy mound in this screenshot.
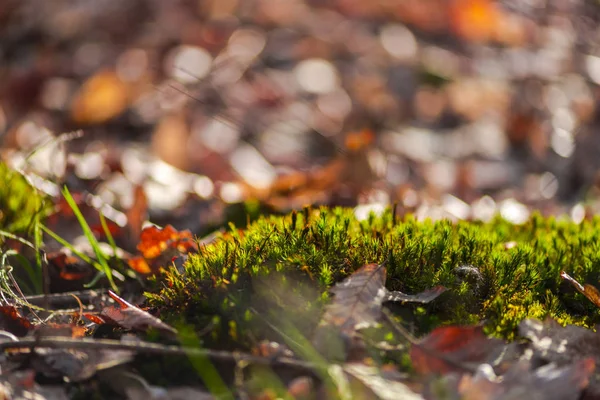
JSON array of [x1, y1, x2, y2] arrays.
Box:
[[147, 207, 600, 345], [0, 162, 49, 236]]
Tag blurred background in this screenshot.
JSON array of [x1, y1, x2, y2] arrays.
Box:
[[2, 0, 600, 234]]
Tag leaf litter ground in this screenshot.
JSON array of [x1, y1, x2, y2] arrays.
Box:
[[1, 205, 600, 398], [4, 1, 600, 398]]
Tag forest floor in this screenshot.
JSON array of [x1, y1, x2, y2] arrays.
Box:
[[2, 0, 600, 398]]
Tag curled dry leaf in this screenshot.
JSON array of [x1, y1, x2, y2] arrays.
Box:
[[560, 271, 600, 308], [90, 290, 177, 336], [385, 286, 447, 303]]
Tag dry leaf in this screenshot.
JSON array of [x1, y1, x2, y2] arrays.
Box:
[[560, 271, 600, 308], [95, 290, 177, 336], [71, 70, 129, 124], [410, 325, 507, 375]]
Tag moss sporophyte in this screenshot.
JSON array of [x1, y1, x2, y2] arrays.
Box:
[[146, 207, 600, 344]]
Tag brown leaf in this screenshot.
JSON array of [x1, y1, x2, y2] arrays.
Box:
[[34, 323, 87, 338], [96, 290, 177, 335], [83, 313, 106, 325], [0, 306, 32, 337], [519, 318, 600, 397], [341, 363, 424, 400], [410, 325, 507, 375], [385, 286, 447, 303], [125, 185, 148, 246], [47, 251, 92, 281], [321, 263, 387, 333], [33, 346, 133, 382], [561, 271, 600, 308], [458, 358, 594, 400]]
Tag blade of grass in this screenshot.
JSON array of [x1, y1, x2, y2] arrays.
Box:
[[41, 225, 126, 290], [3, 250, 39, 294], [60, 187, 118, 292], [99, 213, 124, 272], [33, 214, 44, 291], [0, 230, 36, 249], [40, 224, 96, 266], [0, 229, 43, 294], [177, 322, 234, 400]]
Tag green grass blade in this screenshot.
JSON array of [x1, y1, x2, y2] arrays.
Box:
[[99, 213, 124, 272], [177, 323, 234, 400], [3, 250, 39, 294], [0, 229, 43, 294], [60, 187, 118, 292]]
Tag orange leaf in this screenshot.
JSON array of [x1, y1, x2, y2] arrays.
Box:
[[345, 129, 374, 152], [83, 313, 106, 325], [71, 70, 129, 124], [0, 306, 32, 337], [128, 256, 152, 274], [450, 0, 500, 43]]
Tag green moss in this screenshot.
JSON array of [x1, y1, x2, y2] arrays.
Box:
[[147, 207, 600, 344], [0, 162, 49, 236]]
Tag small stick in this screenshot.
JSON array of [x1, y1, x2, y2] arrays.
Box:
[[0, 336, 321, 372], [24, 289, 108, 308]]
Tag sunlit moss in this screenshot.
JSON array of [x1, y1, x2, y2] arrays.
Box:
[[147, 207, 600, 343], [0, 162, 49, 236]]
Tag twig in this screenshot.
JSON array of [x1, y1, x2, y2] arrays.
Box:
[[0, 336, 322, 372], [24, 289, 108, 308]]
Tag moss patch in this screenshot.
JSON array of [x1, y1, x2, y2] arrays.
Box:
[[0, 162, 49, 236], [147, 207, 600, 345]]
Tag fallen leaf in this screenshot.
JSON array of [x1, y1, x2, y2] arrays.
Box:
[[519, 318, 600, 397], [410, 325, 507, 375], [71, 70, 129, 124], [94, 290, 177, 336], [560, 271, 600, 308], [47, 251, 92, 281], [449, 0, 501, 43], [314, 263, 446, 361], [125, 185, 148, 246], [458, 358, 594, 400], [342, 363, 424, 400], [33, 347, 133, 382], [0, 370, 69, 399], [127, 224, 197, 275], [320, 263, 447, 333], [321, 263, 387, 333], [0, 306, 32, 337], [385, 286, 447, 303], [34, 323, 87, 338]]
